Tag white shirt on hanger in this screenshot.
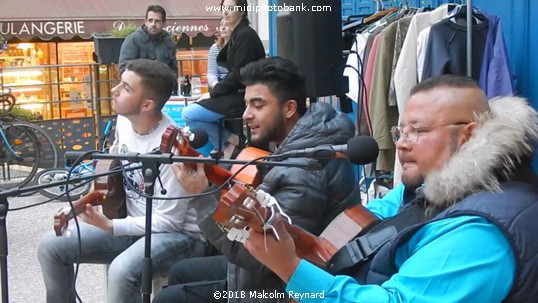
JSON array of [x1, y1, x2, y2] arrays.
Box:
[[393, 4, 449, 116], [416, 25, 432, 83], [344, 33, 369, 103]]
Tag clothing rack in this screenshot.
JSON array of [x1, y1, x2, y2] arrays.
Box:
[[466, 0, 472, 77]]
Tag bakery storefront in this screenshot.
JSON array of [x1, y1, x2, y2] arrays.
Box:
[[0, 0, 219, 154]]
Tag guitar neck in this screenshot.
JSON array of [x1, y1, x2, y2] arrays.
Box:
[[203, 165, 233, 187], [235, 208, 333, 268], [178, 142, 233, 187], [283, 222, 334, 268], [62, 190, 107, 220]]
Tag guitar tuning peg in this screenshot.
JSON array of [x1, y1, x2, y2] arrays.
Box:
[[226, 227, 250, 243], [243, 197, 256, 209], [255, 189, 273, 207], [256, 189, 293, 225]]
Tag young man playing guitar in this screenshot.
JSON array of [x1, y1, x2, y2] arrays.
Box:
[[153, 57, 361, 303], [37, 59, 206, 303]]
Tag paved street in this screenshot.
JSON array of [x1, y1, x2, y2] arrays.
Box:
[[1, 193, 105, 303]]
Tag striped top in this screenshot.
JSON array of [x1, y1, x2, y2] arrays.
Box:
[[207, 43, 229, 89]]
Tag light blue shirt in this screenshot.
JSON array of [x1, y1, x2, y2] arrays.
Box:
[[286, 184, 515, 302]]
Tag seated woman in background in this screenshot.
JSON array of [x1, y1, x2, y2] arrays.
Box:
[[182, 0, 265, 159], [207, 19, 230, 92]]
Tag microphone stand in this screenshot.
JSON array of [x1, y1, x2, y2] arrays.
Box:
[[140, 158, 158, 302], [64, 151, 312, 168], [0, 166, 139, 303], [63, 151, 311, 303], [0, 196, 8, 303]]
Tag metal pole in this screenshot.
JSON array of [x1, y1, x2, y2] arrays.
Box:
[[466, 0, 473, 77]]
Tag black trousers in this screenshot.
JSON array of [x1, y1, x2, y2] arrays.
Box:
[[153, 255, 228, 303]]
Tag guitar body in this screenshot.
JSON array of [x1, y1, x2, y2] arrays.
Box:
[[231, 147, 269, 188], [95, 160, 126, 219], [53, 159, 126, 236]]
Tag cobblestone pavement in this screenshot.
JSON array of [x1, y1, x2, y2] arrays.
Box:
[[1, 193, 105, 303]]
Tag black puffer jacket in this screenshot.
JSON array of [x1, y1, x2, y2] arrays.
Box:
[[191, 102, 361, 302]]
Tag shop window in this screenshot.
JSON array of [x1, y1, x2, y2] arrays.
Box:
[[0, 41, 118, 120]]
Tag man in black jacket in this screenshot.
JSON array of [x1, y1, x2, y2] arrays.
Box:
[[118, 5, 177, 78], [153, 57, 361, 303]]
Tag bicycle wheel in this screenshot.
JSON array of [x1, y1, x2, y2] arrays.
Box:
[[0, 93, 15, 117], [34, 168, 91, 201], [0, 125, 40, 189], [9, 122, 59, 169]]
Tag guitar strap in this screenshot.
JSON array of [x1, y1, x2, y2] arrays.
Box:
[[326, 190, 439, 274]]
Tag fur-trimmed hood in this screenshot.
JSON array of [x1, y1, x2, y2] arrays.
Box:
[[424, 96, 538, 208]]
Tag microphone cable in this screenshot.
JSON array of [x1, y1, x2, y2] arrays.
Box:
[[119, 153, 273, 201]]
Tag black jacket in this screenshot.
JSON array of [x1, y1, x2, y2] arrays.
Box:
[[118, 26, 178, 76], [191, 102, 360, 302]]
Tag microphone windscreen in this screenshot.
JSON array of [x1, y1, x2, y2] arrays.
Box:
[[346, 136, 379, 165], [189, 128, 209, 149]]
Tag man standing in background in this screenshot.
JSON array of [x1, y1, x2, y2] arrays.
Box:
[[118, 5, 178, 81]]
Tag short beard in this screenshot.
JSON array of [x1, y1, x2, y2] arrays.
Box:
[[404, 132, 459, 191], [252, 112, 285, 145]]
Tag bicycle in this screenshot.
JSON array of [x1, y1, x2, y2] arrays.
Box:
[[0, 91, 41, 189], [33, 120, 114, 201], [1, 87, 60, 189]]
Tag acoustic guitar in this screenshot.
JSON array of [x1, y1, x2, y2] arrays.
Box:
[[214, 183, 380, 268], [160, 126, 270, 188], [53, 159, 126, 236]]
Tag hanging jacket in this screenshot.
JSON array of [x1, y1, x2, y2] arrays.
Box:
[[477, 10, 514, 98], [421, 17, 489, 81]]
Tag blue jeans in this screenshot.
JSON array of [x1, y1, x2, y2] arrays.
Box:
[[182, 103, 230, 149], [37, 222, 205, 303]]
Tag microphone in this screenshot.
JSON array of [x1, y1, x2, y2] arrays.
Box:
[[275, 136, 379, 165], [188, 128, 209, 149]]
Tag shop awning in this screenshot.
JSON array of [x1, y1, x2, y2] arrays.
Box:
[[0, 0, 221, 41]]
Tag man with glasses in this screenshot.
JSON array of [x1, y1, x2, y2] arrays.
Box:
[[243, 74, 538, 302]]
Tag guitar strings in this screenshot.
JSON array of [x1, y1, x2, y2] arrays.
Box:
[[251, 203, 272, 252]]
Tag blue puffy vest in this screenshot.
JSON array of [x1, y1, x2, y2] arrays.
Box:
[[366, 182, 538, 302]]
